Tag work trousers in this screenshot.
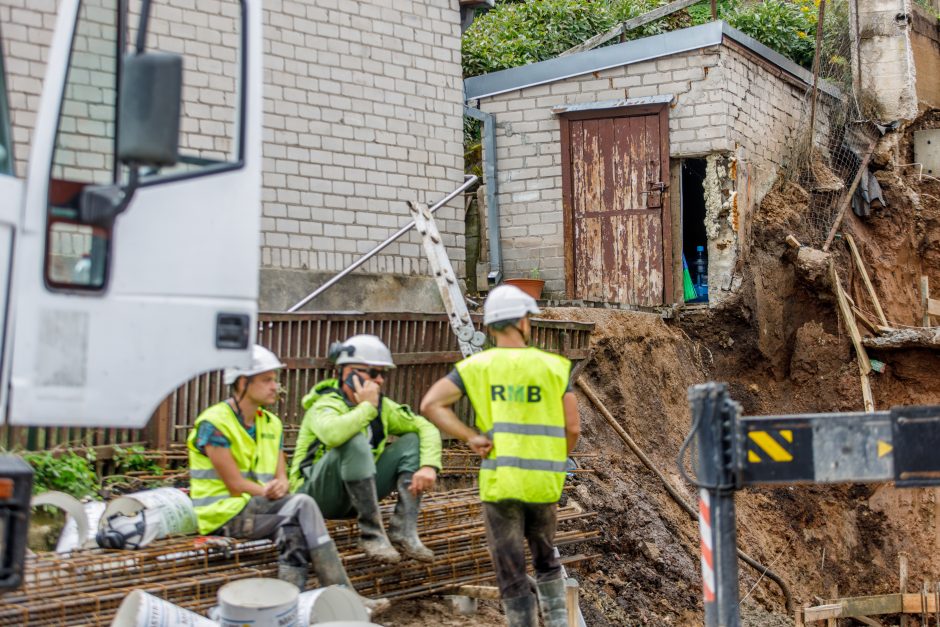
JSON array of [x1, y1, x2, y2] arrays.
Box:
[[297, 432, 420, 518], [219, 494, 331, 567], [483, 500, 561, 599]]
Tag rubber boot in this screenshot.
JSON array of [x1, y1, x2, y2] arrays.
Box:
[[310, 540, 391, 617], [536, 578, 569, 627], [502, 593, 538, 627], [387, 472, 434, 562], [344, 477, 401, 564], [277, 563, 308, 591]]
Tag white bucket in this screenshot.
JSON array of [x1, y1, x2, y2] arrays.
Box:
[[297, 587, 368, 624], [99, 488, 197, 548], [57, 500, 106, 552], [110, 590, 218, 627], [218, 577, 299, 627]]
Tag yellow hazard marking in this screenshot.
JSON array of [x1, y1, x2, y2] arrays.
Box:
[[878, 440, 893, 458], [748, 431, 794, 462], [780, 430, 793, 443], [748, 450, 761, 463]]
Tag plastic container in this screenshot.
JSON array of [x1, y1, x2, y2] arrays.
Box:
[[97, 488, 197, 550], [297, 586, 368, 624], [217, 578, 299, 627], [110, 590, 218, 627], [57, 500, 106, 552], [693, 245, 709, 301]]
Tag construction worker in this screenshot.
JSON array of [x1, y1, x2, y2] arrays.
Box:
[[420, 285, 580, 627], [187, 344, 388, 614], [289, 334, 442, 564]]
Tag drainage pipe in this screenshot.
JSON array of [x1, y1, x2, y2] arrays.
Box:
[[287, 175, 478, 312], [464, 105, 503, 286], [576, 377, 794, 613]]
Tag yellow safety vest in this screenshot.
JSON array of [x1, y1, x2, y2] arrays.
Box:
[[456, 347, 571, 503], [187, 402, 282, 534]]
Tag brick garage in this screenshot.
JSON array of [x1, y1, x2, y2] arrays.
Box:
[[0, 0, 466, 311], [466, 22, 839, 307]]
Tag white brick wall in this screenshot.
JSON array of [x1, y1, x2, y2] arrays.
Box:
[[477, 44, 833, 298], [1, 0, 466, 284]]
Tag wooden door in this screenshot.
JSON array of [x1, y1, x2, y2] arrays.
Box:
[[560, 104, 672, 305]]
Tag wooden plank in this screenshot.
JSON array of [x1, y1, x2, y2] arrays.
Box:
[[559, 0, 704, 56], [852, 306, 880, 335], [786, 235, 802, 249], [560, 116, 576, 299], [900, 552, 910, 627], [860, 370, 875, 412], [845, 233, 888, 326], [830, 259, 872, 374], [903, 590, 939, 614], [803, 603, 843, 621], [929, 298, 940, 318], [823, 148, 875, 251]]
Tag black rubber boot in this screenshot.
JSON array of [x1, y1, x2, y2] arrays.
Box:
[[344, 477, 401, 564], [310, 540, 391, 616], [277, 563, 308, 591], [536, 577, 569, 627], [502, 593, 538, 627], [387, 472, 434, 562]]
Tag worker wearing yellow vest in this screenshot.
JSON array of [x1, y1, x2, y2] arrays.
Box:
[[187, 345, 389, 615], [420, 285, 580, 627], [290, 334, 442, 564]]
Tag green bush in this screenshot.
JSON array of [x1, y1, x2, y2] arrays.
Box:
[[113, 445, 163, 475], [725, 0, 817, 67], [463, 0, 617, 77], [22, 450, 99, 499]]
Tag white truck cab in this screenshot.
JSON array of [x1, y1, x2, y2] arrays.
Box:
[[0, 0, 264, 587]]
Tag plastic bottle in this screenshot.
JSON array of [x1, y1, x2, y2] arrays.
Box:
[[694, 245, 708, 300]]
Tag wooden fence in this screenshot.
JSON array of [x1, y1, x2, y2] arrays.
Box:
[[0, 312, 593, 457]]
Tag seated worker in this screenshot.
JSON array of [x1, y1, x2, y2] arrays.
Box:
[[289, 334, 442, 564], [187, 344, 388, 614]]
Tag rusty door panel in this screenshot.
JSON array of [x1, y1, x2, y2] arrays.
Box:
[[563, 106, 670, 305]]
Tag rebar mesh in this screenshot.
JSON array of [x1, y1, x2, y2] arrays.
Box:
[[0, 489, 599, 626]]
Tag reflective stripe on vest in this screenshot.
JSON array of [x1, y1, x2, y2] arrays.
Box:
[[186, 402, 282, 534], [456, 346, 571, 504]]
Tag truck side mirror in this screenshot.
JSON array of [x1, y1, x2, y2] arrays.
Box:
[[79, 52, 182, 226], [117, 52, 182, 167]]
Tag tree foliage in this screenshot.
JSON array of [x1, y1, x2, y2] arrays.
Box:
[[463, 0, 833, 80]]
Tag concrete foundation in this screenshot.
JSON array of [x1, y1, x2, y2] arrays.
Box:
[[258, 269, 446, 313]]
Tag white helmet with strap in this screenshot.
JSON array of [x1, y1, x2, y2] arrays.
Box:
[[329, 334, 396, 369], [223, 344, 285, 385], [483, 284, 541, 326]]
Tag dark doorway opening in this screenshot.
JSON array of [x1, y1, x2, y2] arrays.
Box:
[[681, 159, 708, 302]]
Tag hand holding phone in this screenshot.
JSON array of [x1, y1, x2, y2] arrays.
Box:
[[350, 373, 381, 408]]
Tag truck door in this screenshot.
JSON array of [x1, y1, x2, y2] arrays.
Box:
[[4, 0, 263, 427]]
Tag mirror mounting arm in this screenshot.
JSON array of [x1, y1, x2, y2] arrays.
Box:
[[78, 167, 139, 227]]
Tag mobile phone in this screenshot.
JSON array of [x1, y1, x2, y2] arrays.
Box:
[[345, 372, 364, 389]]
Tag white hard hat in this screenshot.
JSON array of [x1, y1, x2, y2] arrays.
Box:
[[484, 284, 541, 326], [329, 334, 396, 369], [223, 344, 285, 385]]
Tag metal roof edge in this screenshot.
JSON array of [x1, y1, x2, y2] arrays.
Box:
[[464, 22, 723, 101], [465, 20, 843, 102], [719, 22, 842, 99]]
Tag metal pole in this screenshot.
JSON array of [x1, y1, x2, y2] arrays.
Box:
[[287, 175, 478, 312], [690, 383, 741, 627]]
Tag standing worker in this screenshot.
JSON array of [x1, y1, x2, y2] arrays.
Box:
[[290, 334, 442, 564], [420, 285, 580, 627], [187, 345, 388, 614]]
